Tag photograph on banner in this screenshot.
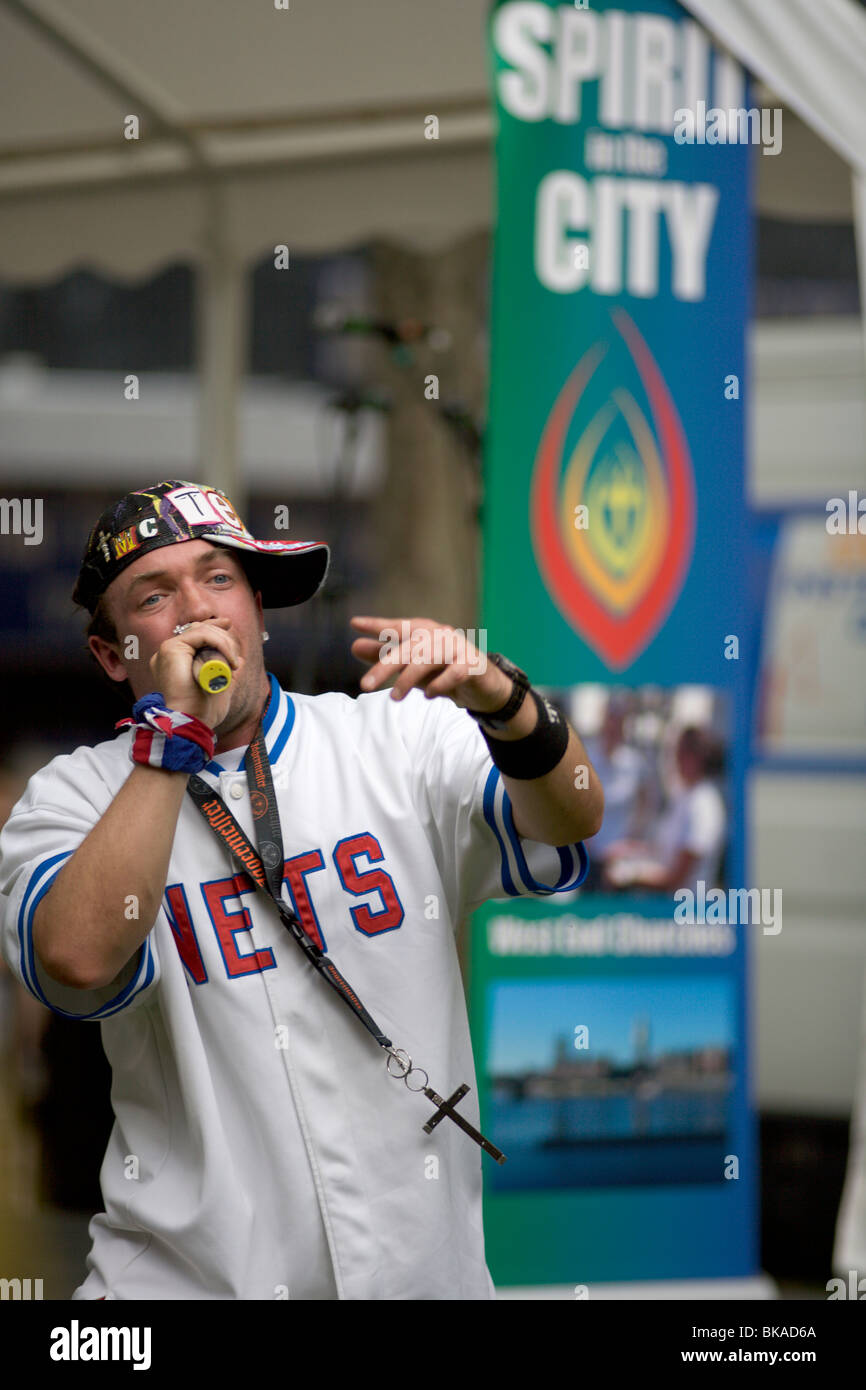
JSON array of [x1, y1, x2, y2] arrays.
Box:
[[485, 972, 735, 1192], [540, 681, 730, 896]]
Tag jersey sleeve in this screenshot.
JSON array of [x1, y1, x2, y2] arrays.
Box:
[[0, 750, 160, 1022], [399, 691, 589, 919]]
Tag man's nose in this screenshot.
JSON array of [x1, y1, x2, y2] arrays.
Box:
[[177, 579, 218, 625]]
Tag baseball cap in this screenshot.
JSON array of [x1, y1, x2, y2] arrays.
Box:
[[72, 480, 329, 615]]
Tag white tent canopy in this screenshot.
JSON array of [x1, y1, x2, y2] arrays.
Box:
[[684, 0, 866, 390], [0, 0, 864, 281], [5, 0, 864, 496], [0, 0, 498, 491], [0, 0, 494, 277], [1, 0, 865, 515]]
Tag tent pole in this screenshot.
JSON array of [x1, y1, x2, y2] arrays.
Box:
[[853, 172, 866, 411], [196, 185, 247, 507]]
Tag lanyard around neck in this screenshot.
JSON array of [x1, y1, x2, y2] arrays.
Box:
[[184, 718, 506, 1165], [186, 721, 393, 1050]]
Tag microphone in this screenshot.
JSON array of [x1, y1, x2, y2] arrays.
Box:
[[172, 624, 233, 695], [192, 648, 232, 695]]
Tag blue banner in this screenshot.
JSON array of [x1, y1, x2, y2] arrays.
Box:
[[474, 0, 759, 1287]]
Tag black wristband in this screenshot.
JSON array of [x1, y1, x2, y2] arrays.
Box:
[[465, 653, 531, 731], [477, 689, 569, 780]]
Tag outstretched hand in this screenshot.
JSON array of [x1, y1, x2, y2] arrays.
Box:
[[349, 616, 512, 716]]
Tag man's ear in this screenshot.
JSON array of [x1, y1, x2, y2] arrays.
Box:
[[255, 591, 264, 627], [88, 635, 130, 684]]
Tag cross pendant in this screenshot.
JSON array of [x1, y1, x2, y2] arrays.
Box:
[[422, 1082, 507, 1165]]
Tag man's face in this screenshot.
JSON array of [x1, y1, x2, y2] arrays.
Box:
[[90, 539, 269, 733]]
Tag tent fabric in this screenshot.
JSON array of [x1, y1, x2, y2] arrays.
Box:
[[0, 144, 494, 282], [0, 0, 489, 148], [0, 0, 494, 280], [681, 0, 866, 176], [1, 0, 865, 279]]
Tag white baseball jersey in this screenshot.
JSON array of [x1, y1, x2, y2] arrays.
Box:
[[0, 675, 588, 1300]]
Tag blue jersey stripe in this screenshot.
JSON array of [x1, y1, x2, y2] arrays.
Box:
[[18, 852, 156, 1020], [499, 785, 590, 894], [18, 853, 72, 996], [482, 768, 519, 896], [268, 695, 295, 766]]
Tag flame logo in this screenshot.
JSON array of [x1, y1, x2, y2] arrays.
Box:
[[530, 310, 695, 669]]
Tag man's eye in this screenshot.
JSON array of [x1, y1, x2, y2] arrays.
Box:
[[210, 573, 232, 584], [140, 593, 162, 608]]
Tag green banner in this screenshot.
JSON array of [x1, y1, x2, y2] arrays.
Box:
[[474, 0, 757, 1287]]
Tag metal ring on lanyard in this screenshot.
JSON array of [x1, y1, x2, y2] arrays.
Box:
[[386, 1047, 412, 1078], [385, 1046, 428, 1092]]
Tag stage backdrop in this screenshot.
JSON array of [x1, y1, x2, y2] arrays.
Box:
[[471, 0, 759, 1286]]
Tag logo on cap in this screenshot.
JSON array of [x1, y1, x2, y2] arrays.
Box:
[[165, 484, 248, 536]]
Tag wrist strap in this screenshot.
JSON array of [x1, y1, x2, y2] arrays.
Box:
[[478, 689, 569, 780], [465, 653, 530, 730], [117, 692, 216, 773]]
